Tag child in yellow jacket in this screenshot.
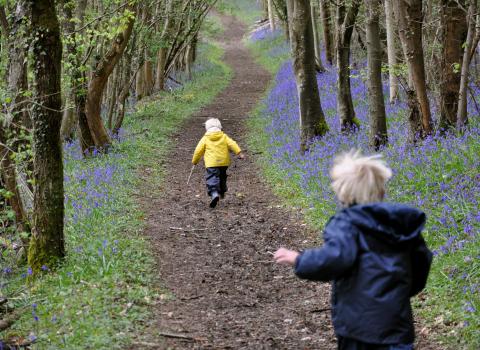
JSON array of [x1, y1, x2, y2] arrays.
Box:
[[192, 118, 244, 208]]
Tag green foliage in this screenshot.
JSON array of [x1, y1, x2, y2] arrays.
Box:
[[0, 40, 231, 349]]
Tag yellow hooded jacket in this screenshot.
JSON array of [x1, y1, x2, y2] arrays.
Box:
[[192, 131, 241, 167]]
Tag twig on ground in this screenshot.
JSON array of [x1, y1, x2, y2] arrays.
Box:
[[169, 226, 207, 232], [180, 294, 203, 301], [158, 331, 194, 340], [310, 308, 331, 313]]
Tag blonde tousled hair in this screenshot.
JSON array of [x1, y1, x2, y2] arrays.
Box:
[[330, 149, 392, 206]]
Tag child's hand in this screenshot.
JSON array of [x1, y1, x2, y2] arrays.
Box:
[[274, 248, 299, 266], [238, 152, 245, 160]]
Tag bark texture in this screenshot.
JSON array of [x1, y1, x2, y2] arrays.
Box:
[[268, 0, 276, 31], [27, 0, 65, 271], [366, 0, 388, 149], [85, 7, 135, 150], [439, 0, 467, 131], [319, 0, 334, 64], [384, 0, 399, 103], [336, 0, 360, 132], [290, 0, 328, 151], [456, 0, 477, 129], [394, 0, 433, 136], [311, 0, 325, 72]]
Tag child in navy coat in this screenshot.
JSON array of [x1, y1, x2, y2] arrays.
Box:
[[274, 150, 432, 350]]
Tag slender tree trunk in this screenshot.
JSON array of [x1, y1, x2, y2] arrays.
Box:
[[60, 1, 79, 142], [27, 0, 64, 272], [319, 0, 334, 64], [85, 7, 135, 150], [384, 0, 399, 103], [2, 1, 29, 228], [144, 53, 154, 96], [7, 0, 30, 130], [366, 0, 388, 150], [156, 48, 168, 90], [336, 0, 360, 132], [136, 61, 146, 100], [290, 0, 328, 152], [60, 100, 76, 141], [457, 0, 477, 129], [311, 0, 326, 72], [286, 0, 294, 43], [155, 0, 174, 91], [268, 0, 276, 31], [107, 67, 120, 130], [438, 0, 467, 131], [113, 42, 136, 134], [393, 0, 433, 136], [0, 129, 26, 232]]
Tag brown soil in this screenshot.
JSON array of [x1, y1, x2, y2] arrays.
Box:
[[134, 14, 441, 350]]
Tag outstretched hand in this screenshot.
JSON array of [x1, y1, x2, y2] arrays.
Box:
[[273, 248, 299, 266], [238, 152, 245, 160]]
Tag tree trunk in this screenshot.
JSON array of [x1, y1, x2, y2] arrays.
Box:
[[336, 0, 360, 132], [319, 0, 334, 64], [7, 0, 30, 130], [85, 7, 135, 150], [60, 99, 76, 141], [136, 62, 146, 100], [0, 129, 26, 232], [456, 0, 477, 130], [2, 1, 30, 228], [286, 0, 294, 43], [438, 0, 467, 131], [155, 47, 168, 91], [366, 0, 388, 150], [290, 0, 328, 152], [268, 0, 276, 31], [27, 0, 64, 272], [144, 55, 154, 96], [107, 67, 120, 131], [384, 0, 399, 103], [393, 0, 433, 136], [311, 0, 326, 72]]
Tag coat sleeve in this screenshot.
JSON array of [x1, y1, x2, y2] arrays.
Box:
[[226, 135, 241, 154], [192, 137, 206, 165], [409, 235, 433, 296], [295, 217, 358, 281]]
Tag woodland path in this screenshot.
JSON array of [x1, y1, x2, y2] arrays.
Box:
[[134, 14, 439, 350]]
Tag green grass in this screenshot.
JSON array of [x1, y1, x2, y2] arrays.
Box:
[[0, 41, 231, 349]]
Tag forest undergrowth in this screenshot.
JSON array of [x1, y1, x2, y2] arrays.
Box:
[[223, 1, 480, 348], [0, 29, 231, 348]]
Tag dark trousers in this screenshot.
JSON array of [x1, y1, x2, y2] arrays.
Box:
[[337, 337, 413, 350], [205, 167, 228, 196]]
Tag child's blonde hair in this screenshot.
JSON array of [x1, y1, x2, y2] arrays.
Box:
[[205, 118, 222, 131], [330, 149, 392, 206]]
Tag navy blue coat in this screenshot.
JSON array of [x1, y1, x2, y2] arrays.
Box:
[[295, 203, 432, 345]]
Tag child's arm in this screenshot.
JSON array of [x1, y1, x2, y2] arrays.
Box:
[[192, 137, 206, 165], [409, 235, 432, 296], [275, 217, 358, 281], [226, 135, 242, 155]]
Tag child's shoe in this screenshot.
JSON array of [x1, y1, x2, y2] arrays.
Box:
[[210, 192, 220, 208]]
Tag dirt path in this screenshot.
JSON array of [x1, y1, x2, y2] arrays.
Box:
[[136, 14, 439, 350]]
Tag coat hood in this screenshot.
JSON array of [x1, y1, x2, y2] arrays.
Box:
[[341, 202, 426, 245], [205, 131, 225, 142]]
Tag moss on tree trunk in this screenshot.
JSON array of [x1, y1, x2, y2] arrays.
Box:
[[27, 0, 64, 273]]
